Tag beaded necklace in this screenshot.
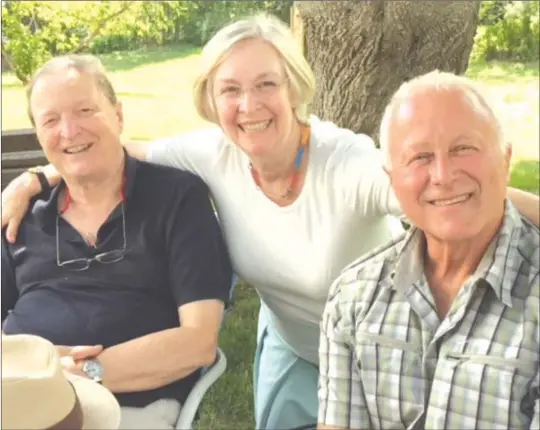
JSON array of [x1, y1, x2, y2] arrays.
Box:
[[250, 125, 311, 199]]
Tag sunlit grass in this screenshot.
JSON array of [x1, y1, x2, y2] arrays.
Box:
[[1, 45, 210, 140], [465, 60, 539, 161], [509, 159, 539, 194]]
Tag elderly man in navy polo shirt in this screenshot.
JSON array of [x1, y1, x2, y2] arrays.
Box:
[[1, 55, 233, 429]]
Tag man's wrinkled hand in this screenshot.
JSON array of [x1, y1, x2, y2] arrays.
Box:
[[57, 344, 103, 359], [60, 355, 87, 378]]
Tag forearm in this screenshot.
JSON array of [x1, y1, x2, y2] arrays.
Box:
[[97, 326, 217, 393], [507, 186, 540, 227]]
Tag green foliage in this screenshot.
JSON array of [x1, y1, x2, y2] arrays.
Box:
[[90, 2, 193, 53], [2, 1, 51, 83], [509, 159, 540, 195], [1, 1, 136, 83], [181, 1, 292, 46], [478, 1, 510, 26], [1, 1, 292, 84], [472, 1, 539, 62]]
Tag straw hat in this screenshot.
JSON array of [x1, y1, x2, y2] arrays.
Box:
[[2, 334, 121, 430]]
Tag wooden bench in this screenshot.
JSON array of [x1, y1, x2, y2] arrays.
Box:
[[1, 129, 46, 190]]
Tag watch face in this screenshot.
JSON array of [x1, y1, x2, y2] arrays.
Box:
[[83, 360, 103, 381]]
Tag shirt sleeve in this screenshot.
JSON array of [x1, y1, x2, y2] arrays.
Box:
[[146, 127, 224, 183], [311, 117, 403, 218], [164, 173, 233, 308], [318, 280, 371, 428], [1, 235, 19, 322], [340, 142, 403, 218]]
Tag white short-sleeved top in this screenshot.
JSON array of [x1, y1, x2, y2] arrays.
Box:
[[148, 116, 404, 364]]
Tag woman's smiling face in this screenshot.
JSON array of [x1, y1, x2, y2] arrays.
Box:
[[211, 38, 298, 158]]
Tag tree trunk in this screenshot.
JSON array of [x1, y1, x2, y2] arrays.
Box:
[[295, 0, 480, 141]]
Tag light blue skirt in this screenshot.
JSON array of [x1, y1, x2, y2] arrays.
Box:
[[253, 303, 319, 429]]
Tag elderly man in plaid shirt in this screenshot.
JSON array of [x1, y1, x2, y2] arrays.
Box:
[[318, 70, 539, 430]]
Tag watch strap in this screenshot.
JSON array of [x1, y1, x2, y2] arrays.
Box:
[[27, 167, 50, 193]]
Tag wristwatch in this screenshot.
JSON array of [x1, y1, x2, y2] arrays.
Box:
[[82, 359, 104, 383], [27, 166, 50, 193]]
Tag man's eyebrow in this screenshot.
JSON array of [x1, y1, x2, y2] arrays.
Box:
[[36, 109, 57, 118]]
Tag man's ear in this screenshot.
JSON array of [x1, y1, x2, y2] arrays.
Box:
[[115, 101, 124, 133], [383, 163, 393, 184], [504, 143, 512, 183]]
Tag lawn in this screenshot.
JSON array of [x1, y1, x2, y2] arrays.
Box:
[[1, 45, 211, 141], [1, 46, 538, 428]]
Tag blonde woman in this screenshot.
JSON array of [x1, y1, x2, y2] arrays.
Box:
[[2, 14, 539, 430]]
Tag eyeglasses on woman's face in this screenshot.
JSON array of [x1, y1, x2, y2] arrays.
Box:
[[214, 77, 289, 103]]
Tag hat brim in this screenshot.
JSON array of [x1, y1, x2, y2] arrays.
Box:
[[67, 373, 121, 430]]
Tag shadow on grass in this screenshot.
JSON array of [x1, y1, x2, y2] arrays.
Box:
[[196, 282, 258, 429], [466, 60, 540, 83], [510, 159, 539, 194], [99, 44, 201, 72]]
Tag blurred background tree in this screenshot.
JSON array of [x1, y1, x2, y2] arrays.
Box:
[[471, 1, 539, 62], [3, 1, 537, 85], [1, 0, 292, 83]]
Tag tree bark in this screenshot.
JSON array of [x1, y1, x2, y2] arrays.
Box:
[[295, 0, 480, 141]]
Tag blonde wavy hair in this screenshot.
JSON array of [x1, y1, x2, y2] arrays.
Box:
[[193, 14, 316, 124]]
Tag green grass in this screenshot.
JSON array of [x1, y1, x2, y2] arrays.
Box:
[[196, 282, 259, 429], [1, 45, 209, 141], [509, 159, 540, 194], [1, 46, 538, 428]]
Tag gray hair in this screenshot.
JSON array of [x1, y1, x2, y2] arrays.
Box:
[[26, 54, 117, 125], [192, 14, 316, 124], [379, 70, 506, 168]]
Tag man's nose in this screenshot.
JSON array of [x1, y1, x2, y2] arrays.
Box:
[[430, 155, 456, 186], [59, 117, 80, 139]]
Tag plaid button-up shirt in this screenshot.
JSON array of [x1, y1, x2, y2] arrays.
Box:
[[318, 201, 539, 429]]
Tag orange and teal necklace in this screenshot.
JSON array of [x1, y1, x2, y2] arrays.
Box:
[[250, 125, 311, 199]]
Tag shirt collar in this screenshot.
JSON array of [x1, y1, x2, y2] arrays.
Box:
[[479, 200, 526, 308], [390, 199, 525, 308], [33, 150, 138, 227]]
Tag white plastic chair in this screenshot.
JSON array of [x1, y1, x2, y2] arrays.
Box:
[[175, 347, 227, 429], [174, 272, 238, 429]]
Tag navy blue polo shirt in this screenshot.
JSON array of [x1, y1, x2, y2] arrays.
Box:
[[1, 155, 233, 408]]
